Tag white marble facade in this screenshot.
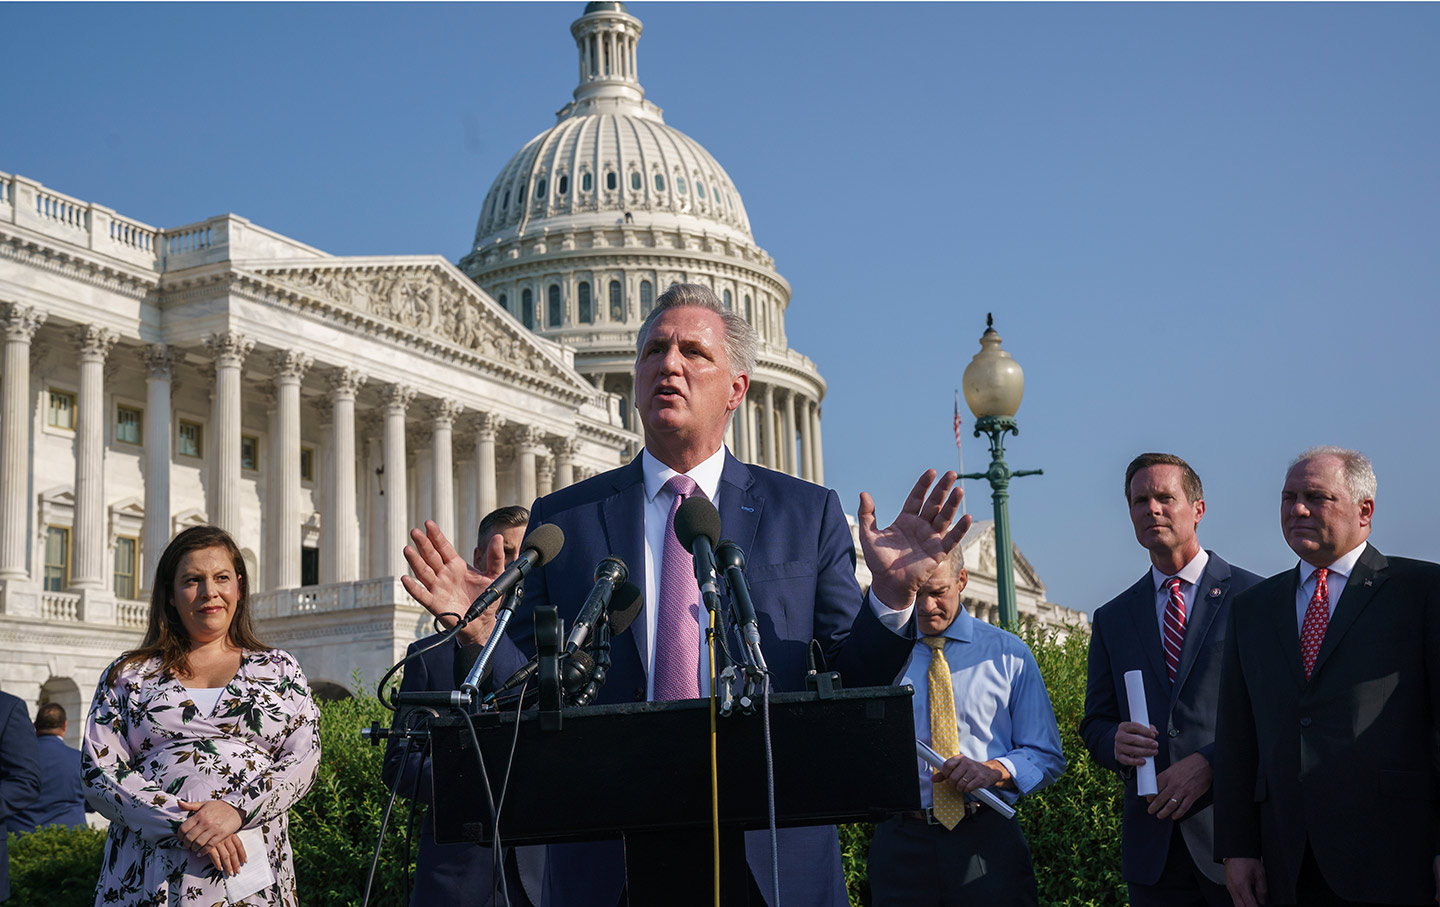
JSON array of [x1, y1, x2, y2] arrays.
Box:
[[0, 170, 637, 740]]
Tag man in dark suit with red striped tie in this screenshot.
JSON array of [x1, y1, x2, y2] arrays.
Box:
[[1215, 447, 1440, 907], [1082, 453, 1260, 906]]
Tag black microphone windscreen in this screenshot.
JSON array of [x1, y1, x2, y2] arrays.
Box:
[[608, 581, 644, 635], [714, 540, 745, 571], [522, 523, 565, 566], [674, 497, 721, 549]]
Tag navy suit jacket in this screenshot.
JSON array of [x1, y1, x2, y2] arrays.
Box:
[[382, 634, 545, 907], [0, 691, 41, 902], [1214, 545, 1440, 905], [5, 734, 86, 833], [1081, 551, 1260, 887], [485, 451, 914, 907]]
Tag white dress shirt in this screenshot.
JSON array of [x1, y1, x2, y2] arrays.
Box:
[[1294, 540, 1368, 632], [1150, 549, 1210, 646], [639, 445, 913, 699]]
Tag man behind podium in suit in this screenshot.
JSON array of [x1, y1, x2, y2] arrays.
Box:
[[5, 703, 88, 834], [867, 545, 1065, 906], [0, 690, 40, 903], [382, 506, 545, 907], [1215, 447, 1440, 907], [401, 283, 974, 907], [1081, 453, 1261, 907]]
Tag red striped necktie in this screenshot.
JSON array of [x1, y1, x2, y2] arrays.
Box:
[[1162, 577, 1187, 682]]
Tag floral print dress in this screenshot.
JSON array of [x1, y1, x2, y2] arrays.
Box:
[[82, 649, 322, 906]]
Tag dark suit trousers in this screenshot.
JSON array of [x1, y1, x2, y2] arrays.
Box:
[[1127, 828, 1229, 907], [867, 808, 1038, 907], [1291, 843, 1426, 907]]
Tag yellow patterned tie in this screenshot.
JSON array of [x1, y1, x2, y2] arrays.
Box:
[[924, 636, 965, 829]]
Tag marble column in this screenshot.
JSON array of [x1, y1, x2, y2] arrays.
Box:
[[516, 426, 542, 507], [380, 384, 416, 577], [140, 345, 177, 592], [761, 383, 777, 469], [428, 400, 461, 545], [269, 351, 311, 589], [324, 368, 365, 584], [798, 394, 815, 483], [0, 305, 45, 580], [554, 437, 579, 489], [475, 413, 503, 520], [810, 399, 825, 486], [69, 326, 118, 590], [537, 457, 555, 499], [204, 332, 253, 534], [365, 430, 384, 578], [734, 396, 751, 462], [781, 389, 797, 477], [458, 457, 477, 555]]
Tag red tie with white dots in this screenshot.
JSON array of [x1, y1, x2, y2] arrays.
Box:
[[1300, 567, 1330, 679]]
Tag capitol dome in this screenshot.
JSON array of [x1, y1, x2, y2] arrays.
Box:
[[461, 1, 828, 485]]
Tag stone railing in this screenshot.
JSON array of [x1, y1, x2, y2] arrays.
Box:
[[40, 591, 80, 623], [251, 577, 410, 621]]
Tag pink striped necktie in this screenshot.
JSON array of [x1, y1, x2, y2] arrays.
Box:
[[1162, 577, 1187, 683], [1300, 567, 1330, 680], [653, 474, 703, 701]]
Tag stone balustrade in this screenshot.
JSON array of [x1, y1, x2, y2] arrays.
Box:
[[250, 577, 410, 620]]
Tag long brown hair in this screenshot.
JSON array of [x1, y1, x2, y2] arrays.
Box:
[[106, 525, 270, 686]]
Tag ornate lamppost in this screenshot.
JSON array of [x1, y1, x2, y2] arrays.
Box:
[[959, 315, 1042, 628]]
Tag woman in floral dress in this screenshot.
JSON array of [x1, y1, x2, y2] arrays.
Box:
[[82, 525, 321, 906]]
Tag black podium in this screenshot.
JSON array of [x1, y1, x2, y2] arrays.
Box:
[[428, 685, 919, 904]]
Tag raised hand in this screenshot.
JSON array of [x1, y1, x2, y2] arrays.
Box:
[[857, 469, 972, 610], [400, 520, 509, 646]]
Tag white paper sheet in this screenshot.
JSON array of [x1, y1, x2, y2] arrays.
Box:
[[1123, 670, 1158, 797], [222, 826, 275, 904]]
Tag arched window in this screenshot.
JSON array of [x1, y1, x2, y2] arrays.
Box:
[[630, 171, 642, 191], [498, 292, 508, 314], [535, 178, 547, 198], [618, 396, 630, 430], [609, 280, 623, 321], [654, 173, 665, 192], [522, 289, 534, 329], [676, 177, 687, 195], [502, 189, 510, 210], [723, 289, 732, 310], [696, 180, 706, 200], [640, 280, 654, 316], [744, 294, 752, 322], [577, 281, 592, 324], [582, 172, 593, 192], [558, 174, 569, 195], [548, 285, 563, 327], [606, 172, 617, 191]]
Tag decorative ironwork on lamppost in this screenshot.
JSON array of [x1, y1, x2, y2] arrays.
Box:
[[959, 314, 1042, 629]]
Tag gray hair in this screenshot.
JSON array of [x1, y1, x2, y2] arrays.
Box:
[[941, 544, 967, 579], [634, 283, 757, 378], [1289, 445, 1377, 503]]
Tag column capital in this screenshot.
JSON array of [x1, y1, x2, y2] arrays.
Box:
[[552, 436, 582, 462], [380, 383, 417, 413], [326, 366, 367, 399], [71, 325, 119, 363], [517, 424, 546, 452], [205, 331, 254, 368], [476, 411, 506, 440], [270, 349, 314, 384], [426, 398, 464, 428], [141, 343, 179, 379], [1, 304, 46, 343]]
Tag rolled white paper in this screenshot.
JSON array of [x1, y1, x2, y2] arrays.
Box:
[[1123, 669, 1158, 797]]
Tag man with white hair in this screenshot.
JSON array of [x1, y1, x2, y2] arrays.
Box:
[[866, 545, 1065, 906], [1214, 447, 1440, 907]]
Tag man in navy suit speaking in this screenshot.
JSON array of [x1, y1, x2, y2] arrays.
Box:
[[1081, 453, 1260, 907], [403, 283, 972, 906]]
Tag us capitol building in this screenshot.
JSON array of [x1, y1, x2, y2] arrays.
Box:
[[0, 2, 1082, 739]]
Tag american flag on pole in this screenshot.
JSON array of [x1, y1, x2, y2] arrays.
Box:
[[954, 390, 966, 516]]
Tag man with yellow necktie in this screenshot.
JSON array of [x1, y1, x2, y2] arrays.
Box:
[[866, 546, 1065, 906]]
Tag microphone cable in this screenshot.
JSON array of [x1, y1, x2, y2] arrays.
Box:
[[707, 602, 721, 907], [489, 677, 531, 906], [361, 707, 429, 907]]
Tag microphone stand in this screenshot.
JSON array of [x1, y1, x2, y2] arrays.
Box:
[[461, 584, 523, 705], [567, 619, 612, 707]]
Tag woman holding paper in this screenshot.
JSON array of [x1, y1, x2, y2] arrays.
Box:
[[82, 525, 321, 906]]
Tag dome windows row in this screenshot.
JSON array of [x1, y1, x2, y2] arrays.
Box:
[[484, 160, 737, 229], [497, 278, 658, 331]]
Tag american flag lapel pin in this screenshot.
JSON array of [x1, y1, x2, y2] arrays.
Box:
[[1364, 578, 1373, 587], [1209, 587, 1222, 598]]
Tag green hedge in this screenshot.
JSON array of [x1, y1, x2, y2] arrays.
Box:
[[10, 627, 1125, 906]]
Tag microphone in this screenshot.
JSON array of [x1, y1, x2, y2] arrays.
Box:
[[715, 540, 768, 674], [564, 557, 629, 656], [674, 497, 723, 616], [488, 581, 643, 700], [459, 523, 564, 625]]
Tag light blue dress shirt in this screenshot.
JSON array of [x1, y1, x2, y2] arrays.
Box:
[[899, 605, 1066, 808]]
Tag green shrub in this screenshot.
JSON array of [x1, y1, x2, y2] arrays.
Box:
[[839, 622, 1126, 907], [7, 824, 106, 907]]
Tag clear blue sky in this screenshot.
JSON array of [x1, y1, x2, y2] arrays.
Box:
[[5, 2, 1438, 614]]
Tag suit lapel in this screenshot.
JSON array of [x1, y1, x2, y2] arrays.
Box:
[[1310, 543, 1389, 680], [601, 457, 648, 671], [1266, 566, 1307, 684], [716, 453, 762, 654], [1171, 553, 1229, 699], [1119, 572, 1170, 690]]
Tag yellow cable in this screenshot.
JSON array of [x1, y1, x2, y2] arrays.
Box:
[[708, 610, 720, 906]]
